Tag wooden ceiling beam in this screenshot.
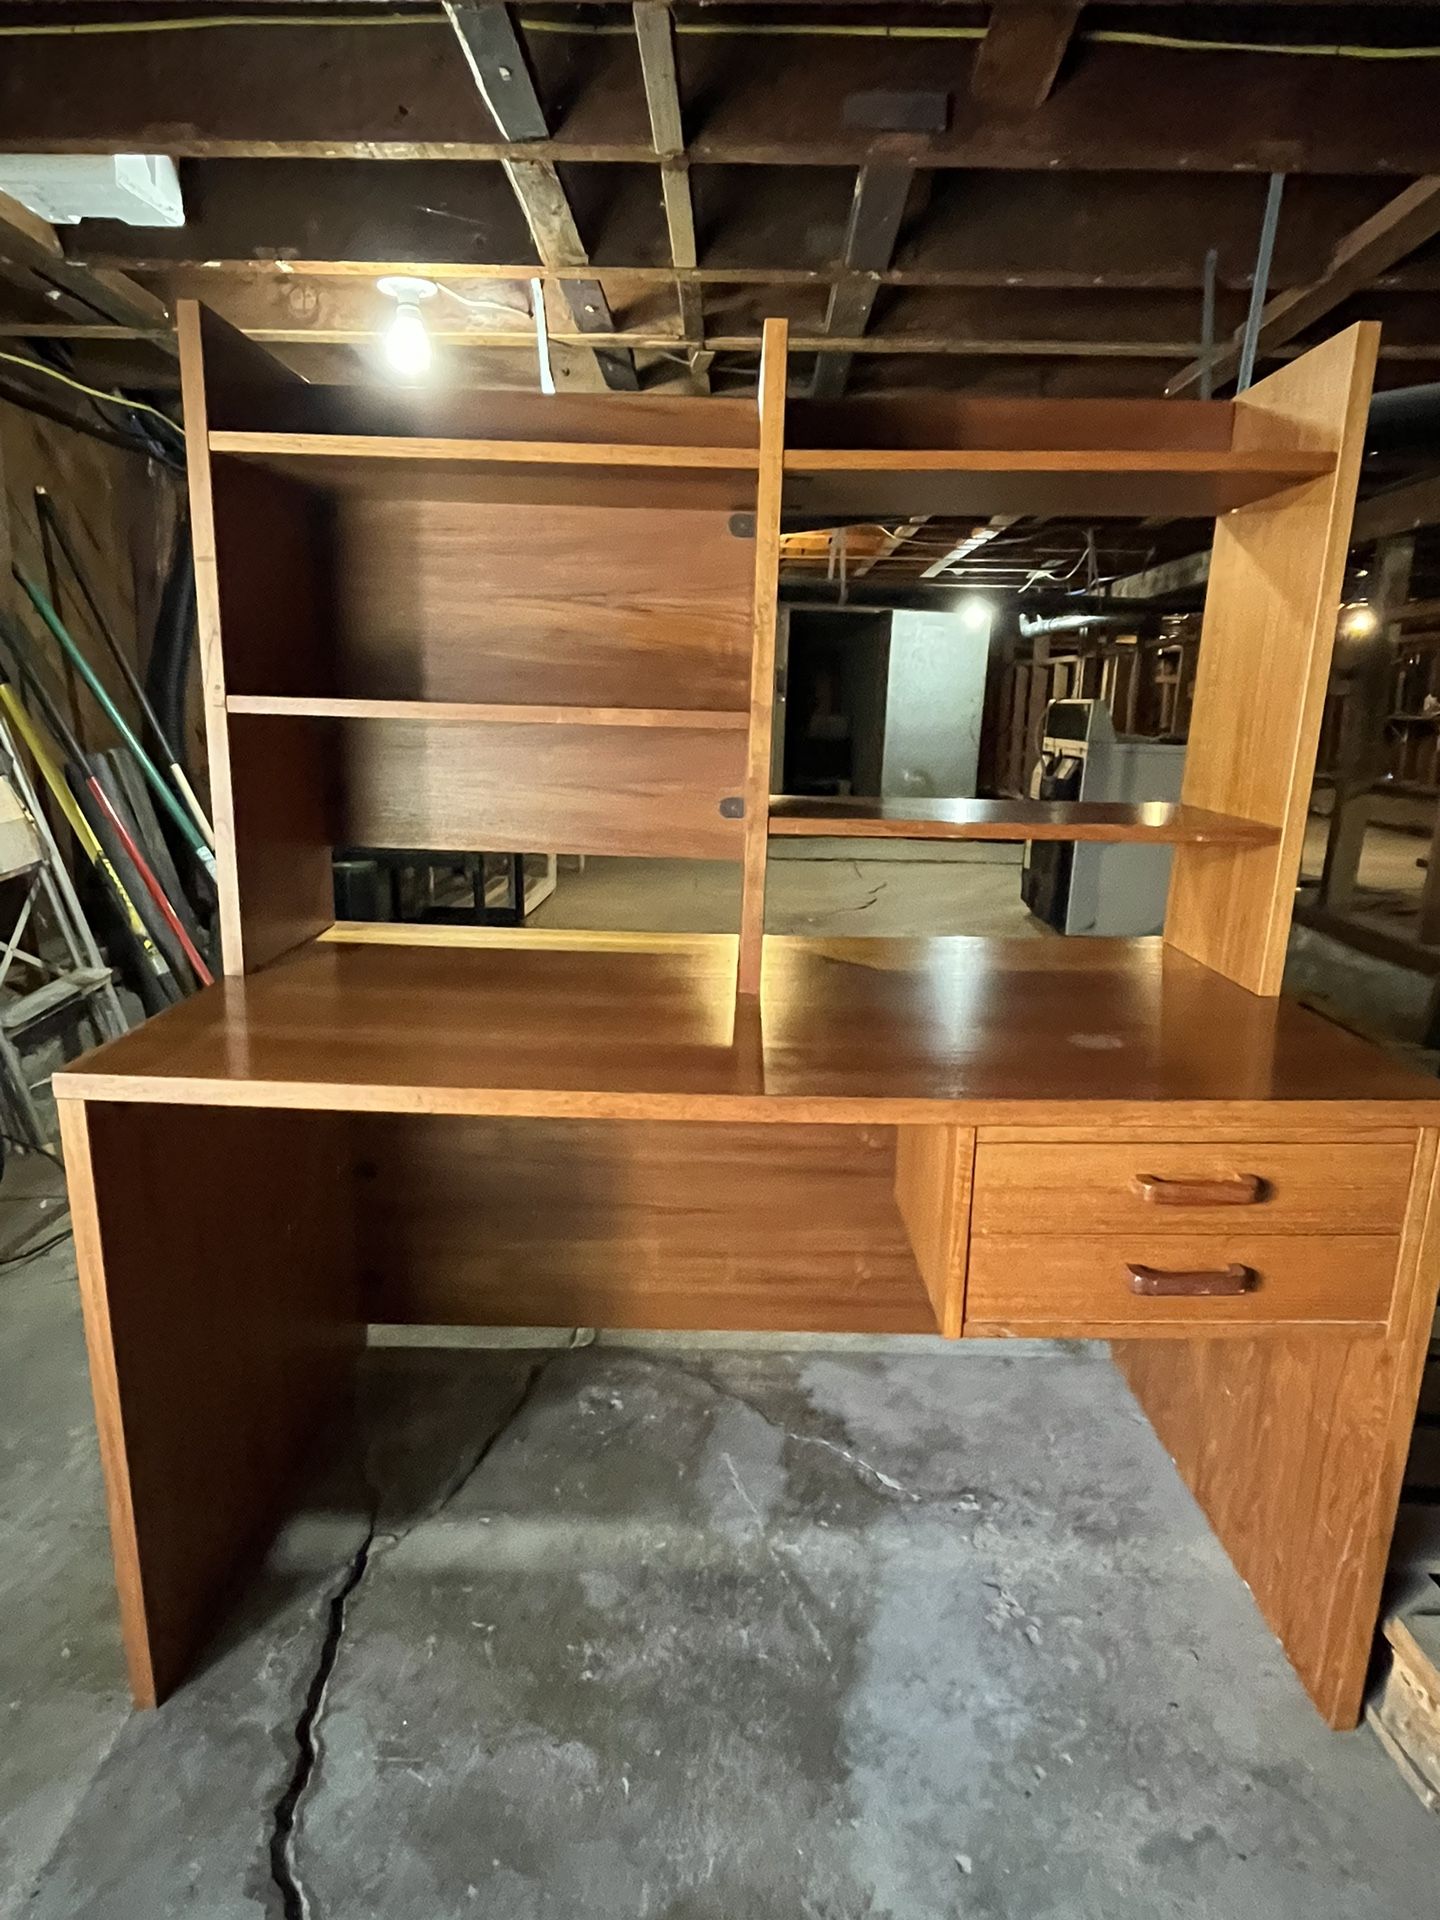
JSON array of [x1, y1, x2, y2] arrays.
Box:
[[1168, 176, 1440, 396], [921, 517, 1022, 580], [67, 163, 1411, 297], [812, 165, 914, 401], [1352, 474, 1440, 547], [633, 1, 707, 392], [973, 3, 1084, 116], [0, 191, 175, 356], [443, 1, 637, 391], [12, 23, 1440, 174]]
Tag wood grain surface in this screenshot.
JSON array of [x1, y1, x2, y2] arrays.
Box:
[[334, 715, 746, 860], [785, 393, 1238, 454], [1165, 324, 1379, 994], [768, 797, 1277, 845], [894, 1125, 973, 1337], [210, 430, 760, 469], [54, 935, 1440, 1121], [737, 317, 788, 996], [61, 1097, 358, 1707], [1114, 1129, 1440, 1726], [972, 1140, 1415, 1237], [226, 696, 748, 730], [781, 447, 1333, 521], [203, 384, 759, 447], [328, 497, 753, 711], [356, 1116, 936, 1334], [965, 1232, 1399, 1334]]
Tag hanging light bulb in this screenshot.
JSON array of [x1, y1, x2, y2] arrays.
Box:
[[376, 276, 438, 379]]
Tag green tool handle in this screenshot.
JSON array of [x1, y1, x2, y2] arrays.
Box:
[[14, 566, 215, 879]]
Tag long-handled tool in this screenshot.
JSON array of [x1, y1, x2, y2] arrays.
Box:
[[0, 645, 180, 1009], [0, 619, 205, 988], [0, 631, 212, 989], [13, 567, 216, 881], [33, 488, 216, 852]]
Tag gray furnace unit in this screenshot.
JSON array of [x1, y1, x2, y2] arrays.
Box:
[[1020, 698, 1186, 936]]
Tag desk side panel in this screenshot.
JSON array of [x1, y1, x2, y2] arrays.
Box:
[[61, 1097, 360, 1706], [1112, 1126, 1440, 1727]]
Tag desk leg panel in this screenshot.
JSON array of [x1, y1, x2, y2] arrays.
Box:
[[1113, 1129, 1440, 1728], [59, 1098, 360, 1707]]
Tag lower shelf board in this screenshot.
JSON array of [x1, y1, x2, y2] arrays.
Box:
[[768, 796, 1279, 846]]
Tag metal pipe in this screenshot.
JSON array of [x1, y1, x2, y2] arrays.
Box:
[[1018, 612, 1144, 636], [1236, 172, 1285, 394], [1198, 247, 1218, 402]]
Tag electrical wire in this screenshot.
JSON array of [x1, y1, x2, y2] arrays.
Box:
[[0, 11, 1439, 62], [0, 354, 183, 438]]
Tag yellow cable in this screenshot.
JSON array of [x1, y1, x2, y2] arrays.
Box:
[[0, 11, 1437, 60], [0, 353, 182, 436]]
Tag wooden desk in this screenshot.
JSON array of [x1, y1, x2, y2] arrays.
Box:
[[57, 933, 1440, 1728]]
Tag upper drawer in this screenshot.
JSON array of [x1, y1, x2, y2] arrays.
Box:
[[972, 1140, 1414, 1238]]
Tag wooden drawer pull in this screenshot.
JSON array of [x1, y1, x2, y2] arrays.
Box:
[[1127, 1262, 1256, 1297], [1133, 1172, 1265, 1207]]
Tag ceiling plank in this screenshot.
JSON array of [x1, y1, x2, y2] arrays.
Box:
[[633, 0, 707, 393], [12, 23, 1440, 174], [812, 165, 914, 401], [443, 1, 637, 391], [973, 3, 1085, 116], [1168, 176, 1440, 396]]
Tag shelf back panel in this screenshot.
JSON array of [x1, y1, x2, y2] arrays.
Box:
[[333, 715, 747, 860], [324, 495, 753, 711]]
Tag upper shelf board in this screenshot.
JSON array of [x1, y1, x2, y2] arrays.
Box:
[[208, 431, 760, 508], [210, 431, 759, 471], [781, 448, 1334, 520], [768, 798, 1279, 846], [226, 695, 750, 730]]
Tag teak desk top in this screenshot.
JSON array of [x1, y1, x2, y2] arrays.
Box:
[[56, 932, 1440, 1126]]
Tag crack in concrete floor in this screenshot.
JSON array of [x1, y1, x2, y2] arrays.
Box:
[[8, 1283, 1440, 1920]]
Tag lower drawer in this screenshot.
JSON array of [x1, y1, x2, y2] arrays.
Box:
[[964, 1233, 1399, 1334]]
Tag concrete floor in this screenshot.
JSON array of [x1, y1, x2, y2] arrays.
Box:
[[5, 1253, 1440, 1918], [530, 842, 1043, 940], [6, 848, 1440, 1916]]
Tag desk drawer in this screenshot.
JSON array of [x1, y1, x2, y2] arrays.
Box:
[[965, 1233, 1399, 1333], [972, 1141, 1413, 1238]]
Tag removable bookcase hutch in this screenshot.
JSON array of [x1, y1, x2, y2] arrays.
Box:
[[57, 305, 1440, 1735]]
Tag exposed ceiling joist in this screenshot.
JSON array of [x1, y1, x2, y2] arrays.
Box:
[[921, 517, 1021, 580], [1108, 549, 1212, 600], [11, 21, 1440, 174], [0, 190, 174, 355], [1352, 474, 1440, 546], [973, 3, 1085, 116], [443, 1, 637, 391], [632, 0, 707, 392], [812, 165, 914, 401], [1168, 176, 1440, 396]]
